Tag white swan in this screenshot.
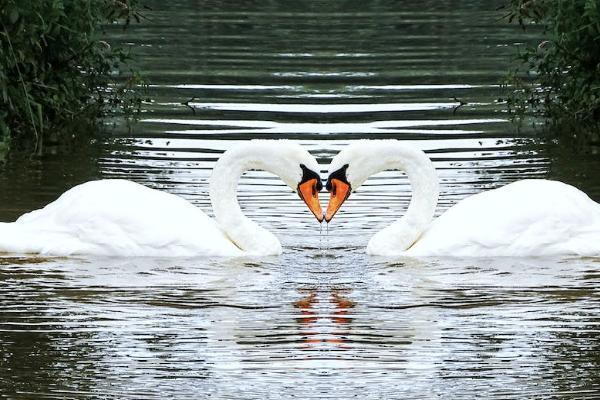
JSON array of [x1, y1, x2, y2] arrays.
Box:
[[0, 140, 323, 257], [324, 140, 600, 257]]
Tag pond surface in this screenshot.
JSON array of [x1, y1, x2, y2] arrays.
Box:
[[1, 0, 600, 398]]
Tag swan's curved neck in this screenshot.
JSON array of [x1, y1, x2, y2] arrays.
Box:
[[364, 144, 439, 255], [209, 146, 283, 255]]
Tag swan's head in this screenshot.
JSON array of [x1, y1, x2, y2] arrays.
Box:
[[212, 140, 324, 223], [324, 141, 381, 222], [265, 141, 324, 223]]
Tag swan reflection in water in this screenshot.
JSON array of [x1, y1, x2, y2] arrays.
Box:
[[294, 288, 355, 349]]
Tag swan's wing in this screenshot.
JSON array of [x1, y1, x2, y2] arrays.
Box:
[[410, 180, 600, 257], [10, 180, 241, 256]]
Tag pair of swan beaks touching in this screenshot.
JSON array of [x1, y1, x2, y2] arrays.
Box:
[[1, 140, 599, 258]]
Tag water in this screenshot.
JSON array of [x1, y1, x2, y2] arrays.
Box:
[[1, 0, 600, 398]]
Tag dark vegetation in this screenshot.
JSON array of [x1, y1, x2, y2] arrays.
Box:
[[504, 0, 600, 146], [0, 0, 146, 157]]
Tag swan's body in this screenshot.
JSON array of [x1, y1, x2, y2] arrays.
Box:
[[0, 141, 323, 257], [0, 180, 241, 257], [407, 179, 600, 257], [325, 140, 600, 257]]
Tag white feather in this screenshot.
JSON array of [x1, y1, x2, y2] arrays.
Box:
[[0, 140, 320, 257], [329, 140, 600, 257]]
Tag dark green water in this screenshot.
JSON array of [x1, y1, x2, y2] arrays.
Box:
[[1, 1, 600, 398]]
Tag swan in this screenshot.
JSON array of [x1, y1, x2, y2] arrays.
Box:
[[324, 140, 600, 257], [0, 140, 323, 257]]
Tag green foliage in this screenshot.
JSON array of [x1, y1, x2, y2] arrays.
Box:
[[504, 0, 600, 143], [0, 0, 146, 155]]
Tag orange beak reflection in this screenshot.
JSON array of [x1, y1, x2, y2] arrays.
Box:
[[298, 178, 324, 222], [325, 179, 351, 222]]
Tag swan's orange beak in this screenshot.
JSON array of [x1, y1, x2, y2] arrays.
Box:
[[298, 178, 324, 222], [325, 179, 351, 222]]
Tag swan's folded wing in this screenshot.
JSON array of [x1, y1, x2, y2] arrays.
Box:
[[408, 180, 600, 257], [10, 180, 242, 257]]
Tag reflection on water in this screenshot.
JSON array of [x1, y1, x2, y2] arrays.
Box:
[[1, 254, 599, 398], [1, 0, 600, 398], [294, 288, 355, 348]]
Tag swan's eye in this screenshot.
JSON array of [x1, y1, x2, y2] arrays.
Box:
[[299, 164, 322, 192], [326, 164, 349, 194]]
